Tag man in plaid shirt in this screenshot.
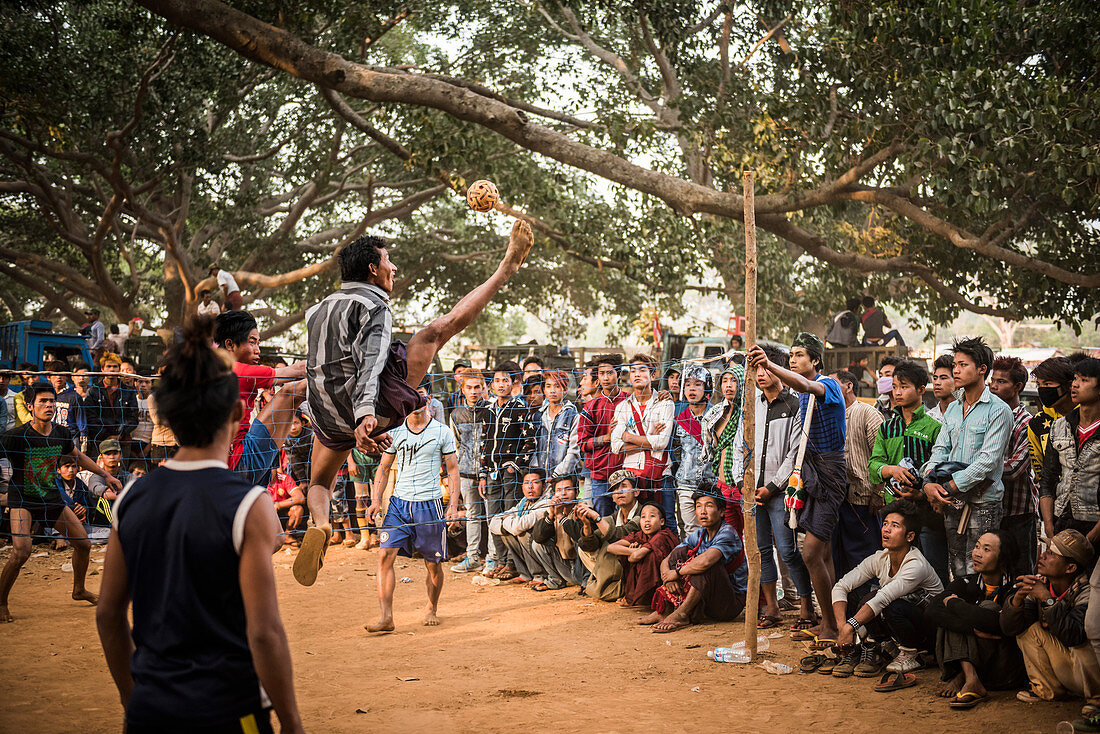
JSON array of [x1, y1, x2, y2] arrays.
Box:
[[990, 356, 1038, 577]]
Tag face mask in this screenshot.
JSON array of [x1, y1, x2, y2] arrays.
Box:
[[1038, 386, 1063, 408], [877, 376, 894, 395]]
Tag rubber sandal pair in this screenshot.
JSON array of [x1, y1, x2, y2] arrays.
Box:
[[817, 656, 840, 675], [530, 582, 551, 592], [874, 671, 918, 692], [800, 654, 827, 673], [758, 615, 784, 629], [808, 637, 838, 651], [948, 691, 987, 709]]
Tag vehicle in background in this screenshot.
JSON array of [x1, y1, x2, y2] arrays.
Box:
[[0, 320, 94, 372]]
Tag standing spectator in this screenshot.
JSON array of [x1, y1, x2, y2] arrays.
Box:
[[129, 375, 154, 468], [535, 370, 579, 478], [611, 354, 676, 533], [671, 363, 713, 535], [1040, 357, 1100, 540], [860, 296, 905, 346], [445, 357, 474, 413], [146, 365, 178, 465], [574, 358, 600, 495], [209, 264, 242, 311], [451, 372, 490, 573], [922, 337, 1012, 579], [577, 354, 626, 516], [1002, 530, 1100, 712], [748, 346, 814, 629], [522, 372, 544, 410], [480, 361, 534, 578], [826, 297, 862, 348], [701, 364, 746, 537], [83, 353, 138, 460], [0, 370, 13, 431], [928, 354, 957, 422], [828, 369, 885, 578], [1029, 356, 1077, 487], [748, 333, 848, 648], [83, 308, 105, 351], [348, 447, 379, 551], [874, 355, 903, 416], [196, 288, 221, 317], [849, 355, 875, 397], [53, 361, 88, 449], [869, 360, 948, 584], [989, 355, 1038, 577], [419, 376, 445, 423], [12, 362, 38, 427], [521, 355, 544, 381]]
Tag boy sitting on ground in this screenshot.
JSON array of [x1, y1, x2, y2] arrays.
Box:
[[530, 474, 584, 590], [608, 502, 680, 608], [570, 470, 642, 601], [490, 468, 555, 591]]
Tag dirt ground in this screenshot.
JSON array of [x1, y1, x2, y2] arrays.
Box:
[[0, 543, 1082, 734]]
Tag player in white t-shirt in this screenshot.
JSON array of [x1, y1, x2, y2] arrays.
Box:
[[366, 392, 459, 632]]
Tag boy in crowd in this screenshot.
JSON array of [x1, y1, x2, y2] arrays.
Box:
[[749, 346, 815, 629], [536, 370, 580, 479], [214, 310, 307, 489], [83, 353, 137, 459], [129, 374, 154, 466], [923, 337, 1012, 579], [608, 502, 679, 608], [926, 530, 1024, 709], [450, 371, 490, 573], [874, 356, 902, 416], [480, 361, 534, 579], [672, 364, 713, 535], [640, 490, 747, 633], [1040, 357, 1100, 540], [0, 383, 122, 622], [577, 354, 626, 516], [268, 457, 306, 547], [1002, 530, 1100, 715], [928, 354, 957, 423], [571, 470, 642, 601], [85, 439, 132, 521], [56, 455, 93, 526], [989, 355, 1039, 577], [530, 474, 584, 590], [610, 354, 676, 532], [367, 393, 460, 631], [868, 360, 948, 584], [1029, 356, 1077, 494], [521, 355, 544, 384], [828, 369, 885, 578], [491, 468, 555, 590], [830, 500, 943, 684], [47, 362, 80, 441], [748, 333, 847, 648]]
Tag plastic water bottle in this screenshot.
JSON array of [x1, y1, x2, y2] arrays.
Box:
[[707, 647, 735, 663], [1056, 723, 1075, 734], [761, 661, 793, 675]]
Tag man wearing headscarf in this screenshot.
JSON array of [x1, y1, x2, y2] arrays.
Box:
[[671, 363, 713, 535], [701, 363, 746, 538], [748, 332, 848, 648]]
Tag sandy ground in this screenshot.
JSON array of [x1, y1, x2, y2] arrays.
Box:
[[0, 542, 1083, 734]]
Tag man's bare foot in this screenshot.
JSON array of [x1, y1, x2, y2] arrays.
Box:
[[73, 590, 98, 606], [653, 610, 691, 633], [0, 604, 12, 623], [501, 219, 534, 274], [422, 607, 440, 626], [293, 525, 331, 587], [956, 679, 988, 699], [938, 673, 965, 698], [365, 616, 395, 633], [637, 610, 664, 626]]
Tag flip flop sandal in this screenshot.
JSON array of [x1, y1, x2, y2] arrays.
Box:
[[808, 637, 838, 651], [874, 671, 918, 692], [816, 656, 840, 675], [949, 692, 988, 709], [292, 527, 329, 587], [790, 629, 817, 641], [758, 615, 784, 629], [800, 654, 827, 673], [509, 576, 530, 585], [531, 582, 551, 592], [790, 617, 818, 631], [652, 619, 690, 634]]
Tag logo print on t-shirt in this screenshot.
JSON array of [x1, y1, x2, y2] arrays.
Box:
[[26, 445, 62, 497]]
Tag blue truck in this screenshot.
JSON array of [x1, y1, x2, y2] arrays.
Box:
[[0, 320, 94, 371]]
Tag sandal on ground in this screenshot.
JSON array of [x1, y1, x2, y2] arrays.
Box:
[[790, 629, 817, 641], [948, 692, 988, 709], [800, 654, 827, 673], [816, 656, 839, 675], [874, 671, 918, 692], [758, 615, 784, 629], [509, 576, 531, 585]]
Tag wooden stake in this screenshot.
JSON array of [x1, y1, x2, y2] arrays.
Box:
[[742, 170, 761, 659]]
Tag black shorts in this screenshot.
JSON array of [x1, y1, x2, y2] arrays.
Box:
[[10, 499, 67, 527], [127, 708, 273, 734], [796, 450, 847, 543]]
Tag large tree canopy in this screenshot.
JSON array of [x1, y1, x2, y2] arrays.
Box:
[[130, 0, 1099, 335]]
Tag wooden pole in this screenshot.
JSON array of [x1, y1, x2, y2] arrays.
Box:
[[741, 170, 761, 659]]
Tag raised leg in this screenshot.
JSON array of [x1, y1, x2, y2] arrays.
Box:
[[293, 437, 348, 586]]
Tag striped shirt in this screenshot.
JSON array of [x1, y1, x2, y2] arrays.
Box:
[[1003, 403, 1038, 517], [869, 404, 942, 503], [844, 399, 885, 505], [305, 282, 392, 442]]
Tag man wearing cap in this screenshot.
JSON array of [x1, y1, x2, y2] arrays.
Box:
[[84, 438, 133, 522], [83, 308, 105, 352], [209, 264, 242, 311], [569, 470, 642, 601], [1001, 529, 1100, 713]]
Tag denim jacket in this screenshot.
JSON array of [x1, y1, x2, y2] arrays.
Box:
[[673, 405, 709, 489], [922, 387, 1012, 505], [450, 399, 491, 478], [535, 401, 580, 478]]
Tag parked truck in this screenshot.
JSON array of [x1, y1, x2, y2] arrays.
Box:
[[0, 320, 94, 372]]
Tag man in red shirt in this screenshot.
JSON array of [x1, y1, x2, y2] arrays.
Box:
[[577, 354, 626, 516], [214, 311, 307, 487]]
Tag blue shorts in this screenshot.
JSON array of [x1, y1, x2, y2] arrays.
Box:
[[379, 496, 446, 562], [232, 420, 279, 488]]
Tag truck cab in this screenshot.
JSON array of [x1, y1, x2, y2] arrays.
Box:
[[0, 320, 94, 371]]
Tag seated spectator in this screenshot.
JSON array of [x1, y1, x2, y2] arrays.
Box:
[[1001, 529, 1100, 713], [608, 502, 679, 608], [196, 288, 221, 317], [491, 468, 555, 590], [639, 490, 747, 632], [829, 500, 943, 687], [267, 455, 305, 547], [570, 470, 642, 601], [56, 455, 92, 526], [530, 474, 584, 590], [826, 297, 862, 348], [860, 296, 905, 347], [83, 438, 132, 525], [924, 530, 1025, 709]]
